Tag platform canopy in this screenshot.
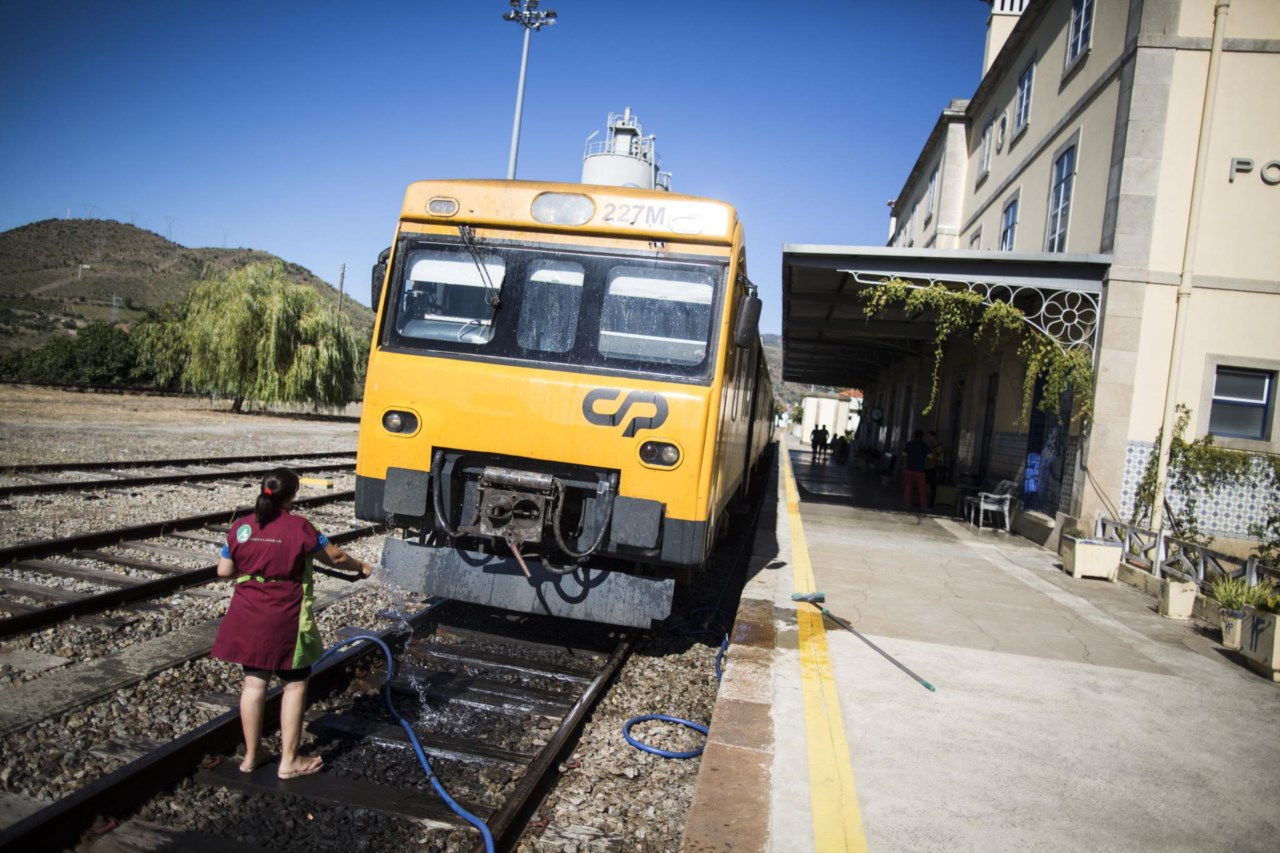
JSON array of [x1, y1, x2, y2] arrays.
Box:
[[780, 246, 1112, 388]]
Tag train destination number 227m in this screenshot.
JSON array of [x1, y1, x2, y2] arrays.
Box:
[[601, 202, 668, 227]]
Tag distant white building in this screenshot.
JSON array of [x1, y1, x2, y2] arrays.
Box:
[[797, 394, 852, 443]]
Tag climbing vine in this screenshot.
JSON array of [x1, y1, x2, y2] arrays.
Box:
[[1130, 404, 1280, 560], [860, 278, 1094, 424]]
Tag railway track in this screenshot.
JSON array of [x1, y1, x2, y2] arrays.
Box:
[[0, 451, 356, 498], [0, 492, 371, 640], [0, 601, 633, 853], [0, 445, 777, 850]]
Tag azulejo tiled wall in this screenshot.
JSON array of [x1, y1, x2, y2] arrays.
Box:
[[1120, 440, 1274, 539]]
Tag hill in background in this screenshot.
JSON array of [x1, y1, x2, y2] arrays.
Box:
[[762, 332, 837, 414], [0, 219, 374, 349], [0, 219, 834, 410]]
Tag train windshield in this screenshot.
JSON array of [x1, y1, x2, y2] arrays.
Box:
[[384, 239, 725, 382]]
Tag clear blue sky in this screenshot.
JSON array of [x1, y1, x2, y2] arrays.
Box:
[[0, 0, 986, 334]]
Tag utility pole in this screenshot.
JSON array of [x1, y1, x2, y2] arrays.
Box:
[[1150, 0, 1231, 532], [503, 0, 557, 180], [336, 263, 346, 320]]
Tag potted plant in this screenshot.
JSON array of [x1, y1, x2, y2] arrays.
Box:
[[1158, 573, 1199, 620], [1060, 527, 1122, 581], [1241, 581, 1280, 681], [1207, 575, 1251, 650]]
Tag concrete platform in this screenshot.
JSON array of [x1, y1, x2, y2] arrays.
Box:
[[682, 440, 1280, 852]]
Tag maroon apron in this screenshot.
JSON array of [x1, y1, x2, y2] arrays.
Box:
[[211, 511, 324, 671]]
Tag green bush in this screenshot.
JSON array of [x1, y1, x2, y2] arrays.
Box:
[[0, 321, 142, 386]]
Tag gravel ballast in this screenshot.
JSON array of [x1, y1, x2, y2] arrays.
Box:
[[0, 388, 740, 851]]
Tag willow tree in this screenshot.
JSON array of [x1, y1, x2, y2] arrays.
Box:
[[140, 262, 360, 411]]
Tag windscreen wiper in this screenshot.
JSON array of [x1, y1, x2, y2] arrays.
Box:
[[458, 224, 500, 308]]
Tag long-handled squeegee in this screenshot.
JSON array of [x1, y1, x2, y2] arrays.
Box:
[[792, 591, 936, 692]]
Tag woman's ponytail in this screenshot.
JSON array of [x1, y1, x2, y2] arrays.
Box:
[[255, 468, 301, 527]]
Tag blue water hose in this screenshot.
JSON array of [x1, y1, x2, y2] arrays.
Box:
[[622, 623, 726, 760], [622, 714, 709, 759], [314, 633, 495, 853], [714, 633, 729, 683]]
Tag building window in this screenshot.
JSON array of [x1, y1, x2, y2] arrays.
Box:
[[1000, 197, 1018, 251], [1066, 0, 1094, 69], [1209, 367, 1273, 440], [979, 121, 993, 179], [926, 168, 938, 219], [1046, 145, 1076, 252], [969, 229, 982, 250], [909, 205, 917, 243], [1014, 61, 1035, 134]]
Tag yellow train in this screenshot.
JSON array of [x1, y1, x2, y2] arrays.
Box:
[[355, 179, 773, 627]]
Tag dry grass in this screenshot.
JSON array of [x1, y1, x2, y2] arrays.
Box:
[[0, 386, 360, 466]]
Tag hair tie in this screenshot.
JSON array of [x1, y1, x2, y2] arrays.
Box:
[[263, 486, 273, 496]]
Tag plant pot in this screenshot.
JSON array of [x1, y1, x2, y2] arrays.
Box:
[[1060, 536, 1120, 581], [1240, 606, 1280, 682], [1220, 610, 1246, 651], [1158, 579, 1198, 620]]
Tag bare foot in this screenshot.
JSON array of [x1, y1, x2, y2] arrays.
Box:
[[278, 755, 323, 780], [239, 753, 268, 773]]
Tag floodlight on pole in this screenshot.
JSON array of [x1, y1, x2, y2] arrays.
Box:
[[504, 0, 557, 180]]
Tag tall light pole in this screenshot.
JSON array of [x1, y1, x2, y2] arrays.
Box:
[[503, 0, 556, 180]]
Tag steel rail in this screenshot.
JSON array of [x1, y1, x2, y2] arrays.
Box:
[[483, 630, 635, 852], [0, 492, 370, 640], [0, 460, 355, 499], [0, 602, 434, 853], [1, 450, 355, 476]]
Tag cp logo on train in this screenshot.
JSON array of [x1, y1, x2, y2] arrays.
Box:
[[581, 389, 669, 438]]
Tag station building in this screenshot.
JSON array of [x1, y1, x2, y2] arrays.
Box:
[[782, 0, 1280, 551]]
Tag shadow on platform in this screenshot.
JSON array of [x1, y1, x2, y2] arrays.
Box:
[[788, 444, 952, 519]]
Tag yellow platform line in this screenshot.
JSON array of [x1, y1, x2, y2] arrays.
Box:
[[781, 449, 868, 853]]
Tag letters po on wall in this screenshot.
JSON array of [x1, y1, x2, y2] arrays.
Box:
[[1229, 157, 1280, 185]]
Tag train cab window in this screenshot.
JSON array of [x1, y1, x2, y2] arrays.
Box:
[[517, 260, 585, 354], [397, 250, 505, 345], [598, 266, 713, 366]]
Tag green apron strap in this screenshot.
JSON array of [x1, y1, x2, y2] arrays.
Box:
[[291, 557, 323, 669]]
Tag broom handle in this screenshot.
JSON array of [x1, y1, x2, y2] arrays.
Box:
[[821, 608, 936, 692]]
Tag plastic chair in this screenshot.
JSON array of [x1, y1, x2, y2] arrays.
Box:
[[965, 480, 1017, 531]]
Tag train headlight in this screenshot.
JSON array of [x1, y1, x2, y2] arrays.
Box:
[[381, 410, 419, 435], [427, 197, 459, 216], [639, 441, 681, 468], [531, 192, 594, 226]]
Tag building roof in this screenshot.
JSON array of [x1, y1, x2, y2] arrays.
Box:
[[780, 244, 1110, 388]]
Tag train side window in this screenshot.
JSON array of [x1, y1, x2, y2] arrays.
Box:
[[598, 266, 713, 366], [517, 260, 585, 354], [397, 250, 505, 345]]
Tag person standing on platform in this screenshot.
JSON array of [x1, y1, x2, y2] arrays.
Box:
[[902, 429, 931, 512], [211, 467, 373, 779], [811, 424, 829, 462]]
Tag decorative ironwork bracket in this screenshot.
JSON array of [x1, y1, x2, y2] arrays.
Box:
[[844, 269, 1101, 357]]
